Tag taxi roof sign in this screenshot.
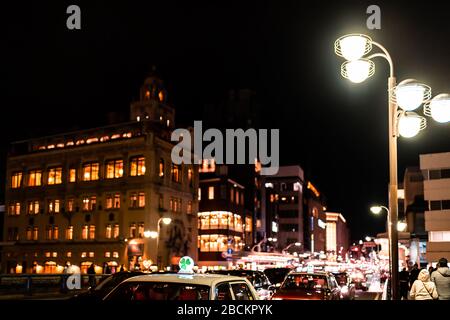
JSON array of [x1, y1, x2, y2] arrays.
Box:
[[178, 256, 194, 274]]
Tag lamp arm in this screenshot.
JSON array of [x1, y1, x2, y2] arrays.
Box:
[[371, 41, 394, 77]]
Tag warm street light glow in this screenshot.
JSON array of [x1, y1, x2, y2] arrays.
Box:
[[334, 34, 372, 61], [398, 112, 426, 138], [162, 217, 172, 225], [397, 221, 407, 232], [370, 206, 383, 214], [294, 242, 301, 246], [393, 79, 431, 111], [365, 236, 372, 242], [144, 230, 158, 239], [341, 59, 375, 83], [425, 93, 450, 123]]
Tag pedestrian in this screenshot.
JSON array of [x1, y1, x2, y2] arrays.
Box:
[[399, 267, 410, 300], [87, 263, 96, 288], [119, 264, 125, 272], [409, 263, 420, 289], [103, 262, 111, 274], [431, 257, 450, 300], [409, 269, 438, 300]]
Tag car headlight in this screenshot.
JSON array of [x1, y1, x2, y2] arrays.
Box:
[[341, 286, 349, 294]]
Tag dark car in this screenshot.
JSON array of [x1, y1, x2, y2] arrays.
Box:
[[349, 270, 368, 291], [207, 269, 275, 300], [332, 272, 356, 300], [71, 271, 145, 301], [263, 267, 293, 288], [271, 272, 342, 300]]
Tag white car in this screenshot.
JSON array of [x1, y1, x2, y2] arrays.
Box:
[[103, 273, 260, 301]]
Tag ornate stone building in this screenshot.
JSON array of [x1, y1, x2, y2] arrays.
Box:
[[2, 75, 198, 274]]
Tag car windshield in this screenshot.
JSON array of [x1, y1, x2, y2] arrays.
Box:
[[211, 271, 254, 282], [264, 268, 291, 284], [107, 282, 210, 300], [281, 274, 328, 291]]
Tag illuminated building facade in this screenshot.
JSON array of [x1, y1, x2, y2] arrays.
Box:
[[325, 212, 349, 258], [197, 161, 252, 267], [303, 181, 327, 253], [2, 75, 198, 274], [261, 166, 305, 251], [420, 152, 450, 263]]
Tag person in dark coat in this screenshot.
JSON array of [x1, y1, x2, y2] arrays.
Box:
[[399, 268, 410, 300], [409, 264, 420, 289], [87, 263, 96, 287]]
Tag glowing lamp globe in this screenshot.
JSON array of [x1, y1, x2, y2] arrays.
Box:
[[341, 59, 375, 83], [370, 206, 382, 214], [397, 221, 407, 232], [394, 79, 431, 111], [398, 112, 426, 138], [335, 34, 372, 61], [162, 217, 172, 225], [428, 93, 450, 123]]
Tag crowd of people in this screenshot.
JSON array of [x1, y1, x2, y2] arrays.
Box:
[[399, 257, 450, 300]]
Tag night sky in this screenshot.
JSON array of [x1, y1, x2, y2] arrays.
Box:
[[3, 0, 450, 241]]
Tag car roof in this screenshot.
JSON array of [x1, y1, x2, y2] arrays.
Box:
[[121, 273, 251, 287]]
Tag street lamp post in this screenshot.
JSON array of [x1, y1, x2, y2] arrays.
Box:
[[335, 34, 450, 299], [144, 217, 172, 270]]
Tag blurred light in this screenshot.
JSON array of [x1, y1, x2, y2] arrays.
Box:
[[370, 206, 383, 214], [365, 236, 371, 242], [428, 93, 450, 123], [397, 221, 407, 232], [162, 218, 172, 225], [342, 59, 374, 83], [398, 112, 425, 138]]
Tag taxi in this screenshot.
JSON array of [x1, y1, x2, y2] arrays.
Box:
[[103, 256, 260, 301]]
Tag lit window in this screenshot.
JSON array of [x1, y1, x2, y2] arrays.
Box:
[[106, 160, 124, 179], [11, 172, 23, 188], [45, 252, 51, 258], [188, 168, 193, 187], [235, 190, 239, 205], [47, 167, 62, 185], [28, 201, 40, 215], [82, 163, 99, 181], [158, 90, 164, 102], [208, 186, 214, 200], [67, 252, 72, 258], [26, 227, 32, 240], [198, 188, 201, 201], [130, 192, 145, 208], [82, 196, 96, 211], [245, 217, 252, 232], [187, 201, 193, 214], [199, 159, 215, 173], [56, 143, 64, 148], [171, 164, 180, 182], [75, 139, 85, 145], [52, 252, 58, 258], [66, 226, 73, 240], [81, 252, 87, 258], [159, 159, 165, 177], [113, 224, 120, 238], [86, 137, 99, 144], [48, 200, 61, 214], [89, 225, 96, 239], [100, 136, 109, 142], [66, 141, 74, 146], [8, 202, 21, 216], [53, 226, 59, 240], [130, 156, 146, 176], [113, 252, 119, 258], [105, 224, 112, 239], [88, 252, 94, 258], [138, 193, 145, 208], [138, 223, 144, 238], [129, 224, 137, 238], [106, 194, 120, 209], [33, 227, 39, 240], [105, 252, 111, 258], [81, 225, 89, 240], [111, 134, 121, 139], [69, 169, 76, 183], [28, 170, 42, 187], [67, 198, 75, 212]]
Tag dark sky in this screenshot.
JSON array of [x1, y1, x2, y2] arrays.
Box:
[[3, 0, 450, 241]]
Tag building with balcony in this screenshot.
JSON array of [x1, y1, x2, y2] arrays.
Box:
[[2, 74, 198, 274], [420, 152, 450, 263]]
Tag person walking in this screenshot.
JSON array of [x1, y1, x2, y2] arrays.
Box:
[[399, 268, 410, 300], [87, 263, 96, 288], [409, 269, 438, 300], [409, 263, 420, 289], [431, 257, 450, 300]]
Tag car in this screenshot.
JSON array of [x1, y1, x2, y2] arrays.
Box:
[[70, 271, 145, 301], [206, 269, 275, 300], [103, 273, 260, 300], [332, 272, 356, 300], [271, 272, 342, 300], [350, 270, 368, 291], [263, 267, 293, 288]]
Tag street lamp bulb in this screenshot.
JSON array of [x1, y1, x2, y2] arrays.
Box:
[[144, 231, 158, 239], [341, 59, 375, 83], [335, 34, 372, 61], [370, 206, 382, 214], [397, 221, 407, 232], [162, 218, 172, 225], [398, 112, 426, 138], [295, 242, 301, 246], [427, 93, 450, 123], [394, 80, 430, 111], [365, 236, 371, 242]]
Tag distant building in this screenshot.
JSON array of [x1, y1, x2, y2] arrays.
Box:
[[2, 74, 198, 274], [303, 181, 327, 253], [261, 166, 305, 251], [420, 152, 450, 263], [325, 212, 349, 257], [197, 161, 252, 267]]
